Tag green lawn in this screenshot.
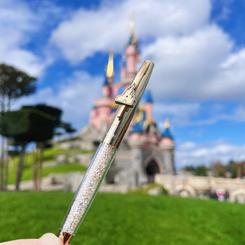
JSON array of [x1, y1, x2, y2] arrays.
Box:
[[8, 162, 86, 184], [7, 147, 89, 184], [0, 192, 244, 244]]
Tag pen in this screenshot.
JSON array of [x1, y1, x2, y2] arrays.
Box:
[[59, 60, 154, 244]]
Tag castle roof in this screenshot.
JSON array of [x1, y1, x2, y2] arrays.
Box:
[[161, 119, 174, 140], [131, 121, 144, 133], [128, 18, 138, 48], [102, 51, 114, 87], [142, 90, 154, 104], [131, 109, 146, 133], [106, 51, 114, 78]]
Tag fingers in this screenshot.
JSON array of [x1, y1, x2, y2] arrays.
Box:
[[0, 239, 38, 245], [39, 233, 62, 245], [0, 233, 62, 245]]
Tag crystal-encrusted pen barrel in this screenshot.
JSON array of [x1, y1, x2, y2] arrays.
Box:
[[59, 60, 154, 244]]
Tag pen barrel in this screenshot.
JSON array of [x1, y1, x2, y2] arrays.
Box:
[[60, 142, 116, 235]]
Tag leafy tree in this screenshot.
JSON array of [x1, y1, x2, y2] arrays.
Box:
[[183, 165, 208, 176], [0, 104, 64, 191], [212, 161, 226, 177], [0, 63, 36, 190], [194, 165, 208, 176]]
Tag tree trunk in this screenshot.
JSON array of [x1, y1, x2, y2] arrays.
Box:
[[33, 145, 44, 191], [0, 97, 5, 190], [3, 99, 11, 190], [0, 136, 4, 190], [15, 145, 26, 191]]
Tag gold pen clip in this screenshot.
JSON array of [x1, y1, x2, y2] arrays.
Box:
[[115, 83, 136, 107]]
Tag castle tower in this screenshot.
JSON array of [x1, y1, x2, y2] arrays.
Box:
[[159, 119, 176, 174], [124, 20, 140, 84], [90, 52, 115, 129]]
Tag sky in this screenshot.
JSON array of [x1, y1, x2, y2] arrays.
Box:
[[1, 0, 245, 168]]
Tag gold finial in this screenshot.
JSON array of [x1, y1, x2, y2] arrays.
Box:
[[106, 51, 114, 78], [164, 118, 171, 129], [129, 17, 137, 45]]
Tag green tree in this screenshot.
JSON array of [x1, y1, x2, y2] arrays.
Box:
[[0, 64, 36, 190], [0, 104, 64, 191]]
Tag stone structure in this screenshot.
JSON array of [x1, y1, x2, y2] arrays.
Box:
[[155, 174, 245, 203], [81, 25, 176, 188]]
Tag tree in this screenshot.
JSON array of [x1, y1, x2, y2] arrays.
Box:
[[0, 104, 63, 191], [212, 161, 226, 177], [183, 165, 208, 176], [0, 64, 36, 190]]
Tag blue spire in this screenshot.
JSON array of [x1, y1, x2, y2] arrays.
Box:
[[161, 128, 173, 139], [131, 109, 146, 133], [131, 122, 144, 133], [142, 90, 154, 104], [161, 119, 174, 139]]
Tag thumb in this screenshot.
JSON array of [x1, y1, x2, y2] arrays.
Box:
[[39, 233, 61, 245]]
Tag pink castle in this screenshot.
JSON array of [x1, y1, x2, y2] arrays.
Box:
[[82, 26, 176, 187]]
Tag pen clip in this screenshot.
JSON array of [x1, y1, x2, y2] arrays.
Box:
[[115, 83, 136, 107]]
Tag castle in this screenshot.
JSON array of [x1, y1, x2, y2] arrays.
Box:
[[81, 26, 176, 188]]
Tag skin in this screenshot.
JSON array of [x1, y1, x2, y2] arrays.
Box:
[[0, 233, 67, 245]]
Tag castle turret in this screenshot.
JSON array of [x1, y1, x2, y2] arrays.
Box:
[[90, 52, 115, 129], [124, 20, 140, 84], [159, 119, 176, 174]]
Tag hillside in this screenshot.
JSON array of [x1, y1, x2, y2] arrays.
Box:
[[0, 192, 244, 244], [8, 147, 89, 184]]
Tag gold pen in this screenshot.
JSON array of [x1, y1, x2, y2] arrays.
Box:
[[58, 60, 154, 244]]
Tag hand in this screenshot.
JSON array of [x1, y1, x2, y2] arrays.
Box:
[[1, 233, 63, 245]]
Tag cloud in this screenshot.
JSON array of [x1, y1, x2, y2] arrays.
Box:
[[177, 141, 245, 167], [15, 71, 102, 129], [143, 25, 233, 99], [0, 0, 44, 76], [0, 0, 67, 76], [154, 102, 201, 126], [50, 0, 211, 62], [50, 0, 245, 104]]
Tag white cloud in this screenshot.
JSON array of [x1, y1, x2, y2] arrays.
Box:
[[154, 102, 201, 126], [0, 0, 46, 76], [50, 0, 245, 104], [143, 25, 233, 100], [50, 0, 211, 62], [15, 71, 102, 129], [177, 141, 245, 167]]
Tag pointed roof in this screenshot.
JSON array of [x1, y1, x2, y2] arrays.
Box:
[[142, 90, 154, 104], [106, 51, 114, 79], [128, 18, 138, 46], [161, 118, 174, 139], [131, 109, 145, 133], [103, 51, 114, 87]]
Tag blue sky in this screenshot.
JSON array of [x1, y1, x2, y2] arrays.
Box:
[[1, 0, 245, 167]]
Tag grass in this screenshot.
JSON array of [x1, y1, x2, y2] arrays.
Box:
[[7, 147, 89, 184], [0, 192, 245, 244], [8, 163, 86, 184]]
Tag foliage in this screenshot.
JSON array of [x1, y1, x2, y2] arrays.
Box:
[[0, 104, 62, 143], [0, 63, 36, 103], [183, 160, 245, 178], [1, 193, 245, 244], [183, 165, 208, 176]]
